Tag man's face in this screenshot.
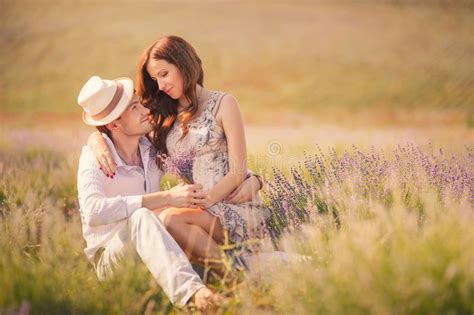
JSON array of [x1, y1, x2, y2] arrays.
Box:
[[113, 95, 153, 137]]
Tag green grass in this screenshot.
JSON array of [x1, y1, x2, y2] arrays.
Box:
[[1, 1, 473, 125], [243, 200, 474, 315], [0, 148, 170, 314], [1, 133, 473, 314]]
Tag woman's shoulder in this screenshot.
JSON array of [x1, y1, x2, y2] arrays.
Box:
[[208, 90, 238, 106], [219, 93, 239, 110], [212, 92, 241, 120]]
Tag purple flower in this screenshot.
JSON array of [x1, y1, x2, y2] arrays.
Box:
[[159, 150, 195, 184], [264, 143, 473, 239]]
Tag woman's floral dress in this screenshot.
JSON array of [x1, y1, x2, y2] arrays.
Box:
[[166, 91, 270, 243]]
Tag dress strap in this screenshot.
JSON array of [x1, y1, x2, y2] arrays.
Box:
[[211, 92, 227, 116]]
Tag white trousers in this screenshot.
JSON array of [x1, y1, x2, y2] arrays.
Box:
[[95, 208, 204, 306]]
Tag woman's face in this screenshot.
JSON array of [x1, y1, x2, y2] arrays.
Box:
[[146, 58, 184, 100]]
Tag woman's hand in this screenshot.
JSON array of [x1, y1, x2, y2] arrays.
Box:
[[167, 183, 207, 208], [202, 196, 215, 210], [225, 175, 261, 204], [88, 131, 116, 177]]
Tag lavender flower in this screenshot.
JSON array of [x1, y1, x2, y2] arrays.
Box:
[[265, 144, 473, 239], [159, 150, 195, 184]]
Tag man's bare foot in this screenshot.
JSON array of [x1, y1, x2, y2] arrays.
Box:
[[192, 287, 222, 310]]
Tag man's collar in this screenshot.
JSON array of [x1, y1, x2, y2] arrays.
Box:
[[139, 136, 152, 152], [101, 133, 152, 168]]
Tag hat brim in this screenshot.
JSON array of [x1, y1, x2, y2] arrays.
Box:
[[82, 77, 134, 126]]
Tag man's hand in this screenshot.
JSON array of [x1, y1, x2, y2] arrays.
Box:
[[142, 184, 206, 210], [167, 183, 207, 208], [225, 175, 261, 204], [193, 287, 223, 311]]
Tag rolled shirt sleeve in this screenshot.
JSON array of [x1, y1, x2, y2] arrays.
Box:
[[125, 195, 143, 217]]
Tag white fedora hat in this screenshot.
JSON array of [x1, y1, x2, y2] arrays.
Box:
[[77, 76, 134, 126]]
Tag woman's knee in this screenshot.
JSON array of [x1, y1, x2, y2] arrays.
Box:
[[158, 209, 185, 230], [158, 209, 225, 240]]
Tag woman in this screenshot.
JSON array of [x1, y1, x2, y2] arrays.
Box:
[[90, 35, 269, 265]]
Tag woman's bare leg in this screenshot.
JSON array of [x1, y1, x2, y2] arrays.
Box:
[[158, 208, 226, 263]]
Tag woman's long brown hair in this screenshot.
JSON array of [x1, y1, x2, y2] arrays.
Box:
[[136, 35, 204, 157]]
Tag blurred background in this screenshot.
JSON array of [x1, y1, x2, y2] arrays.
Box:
[[1, 2, 473, 313], [0, 0, 473, 154]]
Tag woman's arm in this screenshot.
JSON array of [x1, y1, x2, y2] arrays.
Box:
[[90, 122, 259, 205], [226, 173, 264, 204], [204, 95, 248, 208], [87, 131, 116, 176]]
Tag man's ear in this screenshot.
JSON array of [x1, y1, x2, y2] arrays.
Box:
[[105, 121, 119, 131]]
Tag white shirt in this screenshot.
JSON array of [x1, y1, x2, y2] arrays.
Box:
[[77, 134, 163, 262]]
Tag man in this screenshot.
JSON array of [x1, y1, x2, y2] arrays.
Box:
[[76, 76, 261, 309]]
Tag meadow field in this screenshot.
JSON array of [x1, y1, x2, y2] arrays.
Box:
[[1, 0, 473, 314]]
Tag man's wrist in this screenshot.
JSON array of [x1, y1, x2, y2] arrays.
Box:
[[143, 191, 170, 210], [162, 191, 172, 208]]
